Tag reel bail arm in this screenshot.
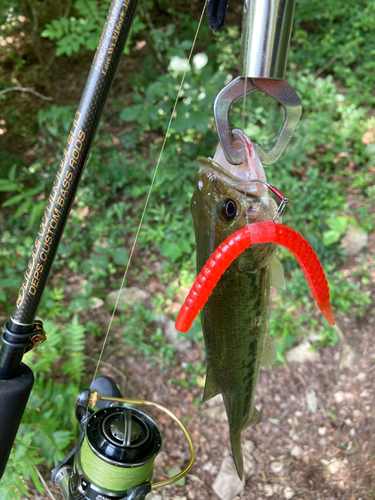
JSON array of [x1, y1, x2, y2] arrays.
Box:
[[214, 0, 302, 165]]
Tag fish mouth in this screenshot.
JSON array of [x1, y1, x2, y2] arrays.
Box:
[[198, 129, 268, 198], [197, 157, 267, 198]]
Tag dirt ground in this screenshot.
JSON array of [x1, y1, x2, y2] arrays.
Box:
[[41, 299, 375, 500], [37, 229, 374, 500]]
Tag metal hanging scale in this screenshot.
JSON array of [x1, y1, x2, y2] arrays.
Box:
[[214, 0, 302, 166]]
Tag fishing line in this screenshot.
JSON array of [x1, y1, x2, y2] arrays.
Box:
[[90, 1, 208, 390]]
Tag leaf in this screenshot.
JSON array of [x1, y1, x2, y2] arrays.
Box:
[[113, 248, 129, 266], [13, 200, 30, 219], [0, 276, 19, 287], [168, 466, 185, 486], [0, 180, 18, 192], [2, 193, 24, 207], [119, 105, 143, 122], [160, 241, 182, 261], [323, 229, 340, 246], [29, 202, 45, 227], [52, 430, 72, 449], [8, 164, 17, 182], [29, 465, 44, 493], [323, 216, 349, 245]]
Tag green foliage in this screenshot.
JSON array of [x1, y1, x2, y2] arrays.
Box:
[[0, 317, 84, 499], [292, 0, 375, 105], [120, 34, 225, 141], [0, 1, 24, 39], [323, 216, 350, 246], [41, 0, 146, 56], [38, 105, 76, 139], [0, 165, 45, 228], [181, 358, 206, 389], [121, 303, 175, 363]]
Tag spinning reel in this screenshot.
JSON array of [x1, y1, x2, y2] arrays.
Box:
[[51, 376, 194, 500]]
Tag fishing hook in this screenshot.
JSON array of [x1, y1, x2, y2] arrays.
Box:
[[247, 179, 289, 222]]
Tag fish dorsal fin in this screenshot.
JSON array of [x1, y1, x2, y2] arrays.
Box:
[[202, 364, 220, 402], [260, 334, 277, 367], [271, 257, 286, 290]]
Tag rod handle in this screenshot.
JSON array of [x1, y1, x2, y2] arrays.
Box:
[[0, 363, 34, 478]]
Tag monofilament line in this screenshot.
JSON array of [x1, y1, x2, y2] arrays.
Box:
[[90, 2, 208, 388]]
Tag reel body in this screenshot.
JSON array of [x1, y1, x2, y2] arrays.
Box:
[[52, 379, 162, 500]]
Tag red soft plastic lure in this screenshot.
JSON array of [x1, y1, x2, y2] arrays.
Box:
[[176, 222, 335, 332]]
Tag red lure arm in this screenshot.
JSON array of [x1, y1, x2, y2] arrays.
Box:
[[175, 222, 335, 333]]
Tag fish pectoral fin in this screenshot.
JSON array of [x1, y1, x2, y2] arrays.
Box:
[[260, 334, 277, 367], [271, 256, 286, 290], [202, 365, 220, 402], [229, 428, 244, 480], [244, 405, 261, 428]]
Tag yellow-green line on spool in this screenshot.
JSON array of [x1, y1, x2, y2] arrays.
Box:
[[80, 436, 155, 491]]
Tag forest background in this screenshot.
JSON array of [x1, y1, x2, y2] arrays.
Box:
[[0, 0, 374, 499]]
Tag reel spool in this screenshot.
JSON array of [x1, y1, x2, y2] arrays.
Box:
[[73, 406, 162, 499]]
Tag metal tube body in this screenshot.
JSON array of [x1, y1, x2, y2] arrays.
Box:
[[0, 0, 139, 380], [240, 0, 296, 79]]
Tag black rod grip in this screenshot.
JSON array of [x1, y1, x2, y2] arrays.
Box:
[[0, 363, 34, 478]]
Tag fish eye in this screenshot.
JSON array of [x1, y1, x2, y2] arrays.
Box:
[[221, 199, 237, 220]]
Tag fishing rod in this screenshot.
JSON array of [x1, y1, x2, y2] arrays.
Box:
[[0, 0, 140, 479], [0, 0, 198, 497]]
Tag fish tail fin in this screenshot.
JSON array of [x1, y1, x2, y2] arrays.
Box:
[[202, 365, 220, 402], [229, 428, 244, 480], [230, 407, 261, 480]]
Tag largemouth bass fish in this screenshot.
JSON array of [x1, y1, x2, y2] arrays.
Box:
[[191, 129, 281, 479]]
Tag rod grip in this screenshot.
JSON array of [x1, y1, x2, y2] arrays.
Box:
[[0, 363, 34, 478]]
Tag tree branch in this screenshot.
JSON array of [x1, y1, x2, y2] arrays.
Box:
[[314, 55, 340, 80], [0, 87, 53, 100], [25, 455, 57, 500]]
